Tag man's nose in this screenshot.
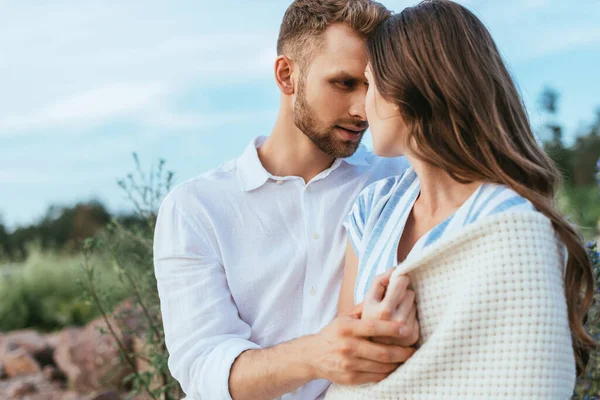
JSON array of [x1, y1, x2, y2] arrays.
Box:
[[349, 93, 367, 121]]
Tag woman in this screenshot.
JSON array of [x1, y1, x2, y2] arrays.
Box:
[[327, 1, 595, 398]]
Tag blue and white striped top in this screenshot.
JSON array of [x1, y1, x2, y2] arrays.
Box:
[[344, 167, 537, 304]]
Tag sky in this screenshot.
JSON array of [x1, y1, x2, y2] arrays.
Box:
[[1, 0, 599, 230]]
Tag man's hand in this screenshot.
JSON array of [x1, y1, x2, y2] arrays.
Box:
[[362, 268, 419, 347], [304, 312, 416, 386]]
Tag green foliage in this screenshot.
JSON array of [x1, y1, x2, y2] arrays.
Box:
[[573, 158, 600, 399], [558, 185, 600, 241], [80, 154, 182, 400], [539, 88, 600, 240], [0, 246, 128, 331], [572, 131, 600, 187], [574, 241, 600, 399], [539, 88, 600, 188]]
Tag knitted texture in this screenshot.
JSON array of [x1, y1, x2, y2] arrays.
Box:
[[325, 212, 576, 399]]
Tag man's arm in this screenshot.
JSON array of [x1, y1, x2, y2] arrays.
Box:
[[154, 195, 262, 399], [229, 313, 416, 400]]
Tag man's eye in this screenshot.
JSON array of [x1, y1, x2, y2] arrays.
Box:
[[337, 80, 354, 88]]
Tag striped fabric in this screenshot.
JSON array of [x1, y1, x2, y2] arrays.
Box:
[[344, 167, 536, 304]]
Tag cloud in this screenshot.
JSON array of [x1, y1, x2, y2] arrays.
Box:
[[0, 79, 277, 136], [461, 0, 600, 63], [0, 82, 166, 133], [0, 2, 278, 136], [521, 26, 600, 61], [139, 108, 277, 131]]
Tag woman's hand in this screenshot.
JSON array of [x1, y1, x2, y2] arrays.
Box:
[[362, 268, 420, 347]]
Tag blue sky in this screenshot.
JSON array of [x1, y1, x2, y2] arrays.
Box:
[[1, 0, 599, 229]]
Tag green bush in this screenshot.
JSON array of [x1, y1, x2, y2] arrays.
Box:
[[0, 246, 128, 332], [80, 154, 183, 400], [558, 185, 600, 241]]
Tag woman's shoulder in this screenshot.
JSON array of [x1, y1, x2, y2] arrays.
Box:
[[468, 183, 536, 223], [349, 168, 417, 227], [358, 167, 417, 203]]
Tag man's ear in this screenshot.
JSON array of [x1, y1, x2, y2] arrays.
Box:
[[274, 55, 296, 96]]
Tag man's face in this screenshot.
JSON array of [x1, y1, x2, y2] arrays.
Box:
[[293, 23, 369, 158]]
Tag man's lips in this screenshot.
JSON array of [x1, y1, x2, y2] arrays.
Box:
[[336, 125, 367, 134], [335, 125, 367, 142]]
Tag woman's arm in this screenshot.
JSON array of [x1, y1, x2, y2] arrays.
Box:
[[337, 239, 419, 348], [337, 239, 359, 316]]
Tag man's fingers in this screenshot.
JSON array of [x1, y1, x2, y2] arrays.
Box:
[[351, 318, 403, 338], [371, 307, 418, 346], [381, 274, 410, 312], [344, 358, 400, 374], [353, 339, 416, 363], [366, 268, 395, 302], [347, 302, 363, 319]]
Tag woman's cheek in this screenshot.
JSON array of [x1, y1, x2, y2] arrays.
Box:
[[365, 86, 375, 121]]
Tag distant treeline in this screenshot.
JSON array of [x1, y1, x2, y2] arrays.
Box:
[[539, 87, 600, 187], [0, 202, 144, 262]]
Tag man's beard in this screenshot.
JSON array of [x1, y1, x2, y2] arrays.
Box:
[[293, 81, 367, 159]]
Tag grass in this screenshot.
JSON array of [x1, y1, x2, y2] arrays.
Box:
[[0, 245, 129, 332]]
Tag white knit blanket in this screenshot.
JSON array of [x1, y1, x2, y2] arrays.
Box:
[[325, 212, 576, 399]]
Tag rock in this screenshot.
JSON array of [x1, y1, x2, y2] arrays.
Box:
[[45, 330, 65, 350], [112, 299, 154, 338], [60, 391, 86, 400], [0, 371, 85, 400], [53, 327, 87, 391], [7, 380, 37, 397], [84, 390, 122, 400], [54, 317, 135, 393], [1, 329, 54, 367], [2, 348, 41, 377], [43, 365, 67, 382], [0, 299, 152, 396], [0, 330, 48, 356]]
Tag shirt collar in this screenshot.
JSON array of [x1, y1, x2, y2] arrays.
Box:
[[237, 136, 271, 192], [236, 136, 372, 192]]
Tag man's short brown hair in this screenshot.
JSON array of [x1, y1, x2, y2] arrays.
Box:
[[277, 0, 391, 68]]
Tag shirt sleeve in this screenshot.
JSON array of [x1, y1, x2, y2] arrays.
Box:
[[153, 193, 261, 400], [343, 184, 375, 256]]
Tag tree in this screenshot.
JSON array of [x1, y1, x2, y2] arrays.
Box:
[[0, 216, 13, 260], [538, 87, 574, 183]]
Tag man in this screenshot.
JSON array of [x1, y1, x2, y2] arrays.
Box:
[[153, 1, 417, 399]]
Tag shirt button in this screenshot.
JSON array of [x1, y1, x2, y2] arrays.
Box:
[[276, 180, 284, 185], [306, 186, 311, 192], [312, 233, 320, 240], [309, 287, 316, 296]]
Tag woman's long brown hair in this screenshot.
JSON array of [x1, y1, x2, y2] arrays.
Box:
[[367, 0, 595, 374]]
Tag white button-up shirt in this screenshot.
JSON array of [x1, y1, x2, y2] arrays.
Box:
[[153, 136, 409, 400]]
